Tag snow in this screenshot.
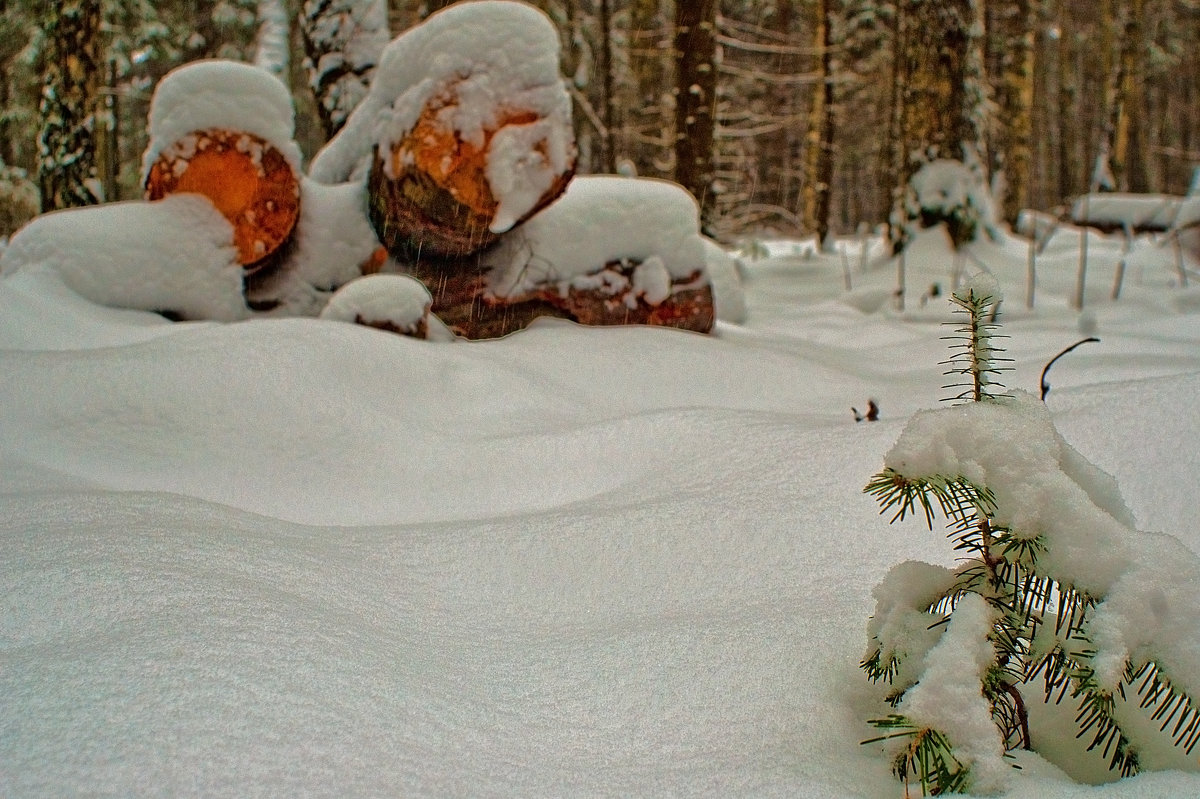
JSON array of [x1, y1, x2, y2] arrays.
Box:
[[318, 273, 455, 341], [1070, 193, 1200, 233], [485, 175, 710, 299], [245, 176, 385, 316], [307, 0, 573, 234], [898, 594, 1008, 792], [0, 195, 248, 322], [141, 59, 303, 180], [3, 218, 1200, 797]]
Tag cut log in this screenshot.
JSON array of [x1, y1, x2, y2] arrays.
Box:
[[402, 257, 714, 340], [145, 128, 301, 270], [367, 87, 574, 260]]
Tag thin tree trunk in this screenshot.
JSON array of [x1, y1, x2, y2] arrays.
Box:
[[598, 0, 616, 172], [802, 0, 837, 248]]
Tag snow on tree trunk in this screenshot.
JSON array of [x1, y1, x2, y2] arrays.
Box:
[[889, 0, 988, 250], [37, 0, 102, 212], [254, 0, 291, 77], [299, 0, 390, 140]]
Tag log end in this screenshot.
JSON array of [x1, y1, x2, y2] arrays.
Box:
[[145, 129, 301, 270], [368, 90, 574, 260]]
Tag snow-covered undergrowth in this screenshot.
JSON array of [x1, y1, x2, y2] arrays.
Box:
[[862, 280, 1200, 794], [2, 222, 1200, 797]]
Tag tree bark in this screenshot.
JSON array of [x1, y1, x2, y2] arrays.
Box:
[[300, 0, 390, 140], [38, 0, 102, 212], [802, 0, 837, 247], [398, 255, 714, 341], [889, 0, 988, 247], [674, 0, 718, 231], [988, 0, 1037, 226]]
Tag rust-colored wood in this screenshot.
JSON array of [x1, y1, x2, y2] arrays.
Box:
[[145, 129, 301, 270], [404, 258, 714, 340], [368, 89, 573, 260]]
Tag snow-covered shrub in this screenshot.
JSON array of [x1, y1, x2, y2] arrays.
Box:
[[0, 164, 39, 238], [894, 159, 993, 252], [861, 276, 1200, 795]]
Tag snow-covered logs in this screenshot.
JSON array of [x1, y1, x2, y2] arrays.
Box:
[[3, 4, 727, 341], [309, 1, 576, 259], [145, 129, 301, 269], [141, 61, 305, 271], [367, 99, 574, 259], [409, 177, 716, 339]]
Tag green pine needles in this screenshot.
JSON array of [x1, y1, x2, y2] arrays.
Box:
[[859, 278, 1200, 795]]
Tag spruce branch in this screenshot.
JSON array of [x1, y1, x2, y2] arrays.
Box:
[[940, 284, 1012, 403], [864, 716, 972, 796], [1132, 661, 1200, 754]]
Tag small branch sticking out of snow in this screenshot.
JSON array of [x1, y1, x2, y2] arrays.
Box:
[[1040, 337, 1101, 400]]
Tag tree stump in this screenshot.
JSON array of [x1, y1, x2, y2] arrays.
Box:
[[145, 129, 301, 271]]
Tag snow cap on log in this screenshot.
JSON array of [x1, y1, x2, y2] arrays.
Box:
[[318, 274, 434, 338], [142, 61, 303, 269], [484, 176, 710, 299], [309, 0, 575, 258], [0, 195, 249, 322], [142, 60, 303, 180]]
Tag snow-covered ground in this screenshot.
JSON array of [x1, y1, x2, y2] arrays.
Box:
[[3, 223, 1200, 797]]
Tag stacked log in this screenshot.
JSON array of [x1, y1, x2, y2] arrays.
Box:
[[145, 129, 300, 270], [367, 97, 573, 260], [14, 3, 727, 341], [140, 60, 305, 274]]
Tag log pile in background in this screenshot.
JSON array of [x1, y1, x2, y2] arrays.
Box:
[[49, 2, 722, 339]]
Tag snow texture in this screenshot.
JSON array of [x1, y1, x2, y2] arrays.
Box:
[[307, 0, 573, 233], [3, 217, 1200, 797], [0, 195, 248, 321], [141, 60, 303, 181], [898, 594, 1009, 793], [319, 273, 430, 328], [703, 236, 749, 324], [485, 175, 710, 298]]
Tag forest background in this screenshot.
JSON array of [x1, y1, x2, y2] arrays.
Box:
[[5, 0, 1199, 244]]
